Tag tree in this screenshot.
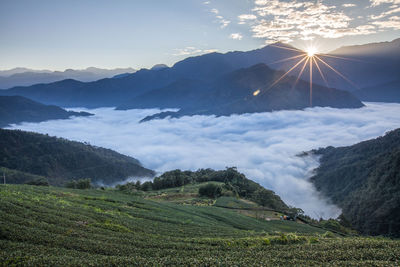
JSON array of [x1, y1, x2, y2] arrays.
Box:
[[65, 178, 91, 189], [198, 183, 222, 198]]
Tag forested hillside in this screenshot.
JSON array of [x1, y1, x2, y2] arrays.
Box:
[[310, 129, 400, 237], [0, 129, 154, 185]]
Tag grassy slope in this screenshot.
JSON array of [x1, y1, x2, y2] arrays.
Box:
[[1, 185, 399, 266], [143, 182, 282, 219]]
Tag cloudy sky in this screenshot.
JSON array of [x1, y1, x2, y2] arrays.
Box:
[[0, 0, 399, 70]]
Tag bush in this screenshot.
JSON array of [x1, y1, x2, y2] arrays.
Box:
[[198, 183, 222, 198], [65, 178, 91, 189], [25, 178, 49, 186], [323, 231, 336, 238]]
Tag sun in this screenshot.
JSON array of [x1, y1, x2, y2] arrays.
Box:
[[255, 42, 357, 108], [307, 47, 317, 57]]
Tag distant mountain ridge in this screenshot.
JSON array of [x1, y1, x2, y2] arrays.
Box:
[[0, 42, 304, 107], [0, 67, 136, 89], [137, 63, 364, 122], [354, 79, 400, 103], [0, 129, 155, 185], [0, 95, 92, 128], [323, 38, 400, 93], [310, 128, 400, 237], [1, 39, 398, 110]]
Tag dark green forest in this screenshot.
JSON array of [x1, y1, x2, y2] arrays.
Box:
[[0, 129, 154, 185], [310, 128, 400, 237]]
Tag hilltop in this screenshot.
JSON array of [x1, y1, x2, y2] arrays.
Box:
[[118, 168, 290, 213]]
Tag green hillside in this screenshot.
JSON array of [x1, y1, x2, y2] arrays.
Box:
[[310, 128, 400, 237], [1, 184, 399, 266], [0, 129, 154, 185], [128, 168, 290, 212]]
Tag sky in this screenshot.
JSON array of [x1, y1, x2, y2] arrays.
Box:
[[0, 0, 399, 70], [8, 102, 400, 218]]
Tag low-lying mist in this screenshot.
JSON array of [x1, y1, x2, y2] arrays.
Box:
[[9, 103, 400, 218]]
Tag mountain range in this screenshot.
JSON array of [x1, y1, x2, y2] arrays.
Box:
[[137, 63, 363, 122], [0, 39, 398, 115], [0, 95, 92, 128], [0, 67, 136, 89], [310, 128, 400, 237]]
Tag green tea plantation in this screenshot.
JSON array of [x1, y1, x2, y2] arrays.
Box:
[[0, 185, 399, 266]]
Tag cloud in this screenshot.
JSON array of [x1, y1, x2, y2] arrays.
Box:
[[211, 8, 219, 14], [250, 0, 378, 42], [172, 47, 217, 56], [372, 15, 400, 29], [219, 18, 231, 28], [370, 6, 400, 20], [230, 33, 243, 40], [371, 0, 400, 6], [9, 103, 400, 219], [208, 7, 230, 28], [203, 1, 210, 4], [238, 14, 258, 24], [342, 3, 356, 7]]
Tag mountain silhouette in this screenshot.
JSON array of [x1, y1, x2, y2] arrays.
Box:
[[138, 64, 363, 122], [0, 95, 92, 127], [0, 67, 136, 89]]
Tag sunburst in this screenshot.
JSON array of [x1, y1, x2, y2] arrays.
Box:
[[254, 44, 358, 107]]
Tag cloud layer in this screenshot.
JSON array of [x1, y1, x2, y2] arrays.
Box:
[[8, 103, 400, 218], [237, 0, 400, 43]]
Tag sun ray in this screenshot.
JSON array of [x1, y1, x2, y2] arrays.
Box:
[[292, 57, 309, 89], [313, 57, 329, 88], [318, 53, 366, 63], [268, 54, 306, 65], [266, 56, 308, 90], [268, 44, 304, 53], [309, 56, 313, 107], [315, 55, 359, 89]]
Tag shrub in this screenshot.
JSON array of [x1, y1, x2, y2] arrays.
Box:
[[323, 231, 336, 238], [65, 178, 91, 189], [262, 238, 271, 245], [25, 178, 49, 186]]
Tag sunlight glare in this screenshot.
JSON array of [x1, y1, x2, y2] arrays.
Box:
[[307, 47, 317, 57]]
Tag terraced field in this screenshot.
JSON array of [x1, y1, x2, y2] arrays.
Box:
[[0, 185, 399, 266]]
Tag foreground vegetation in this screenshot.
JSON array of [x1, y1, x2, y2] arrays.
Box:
[[1, 185, 399, 266]]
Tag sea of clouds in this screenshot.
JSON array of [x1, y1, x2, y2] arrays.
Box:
[[9, 102, 400, 218]]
